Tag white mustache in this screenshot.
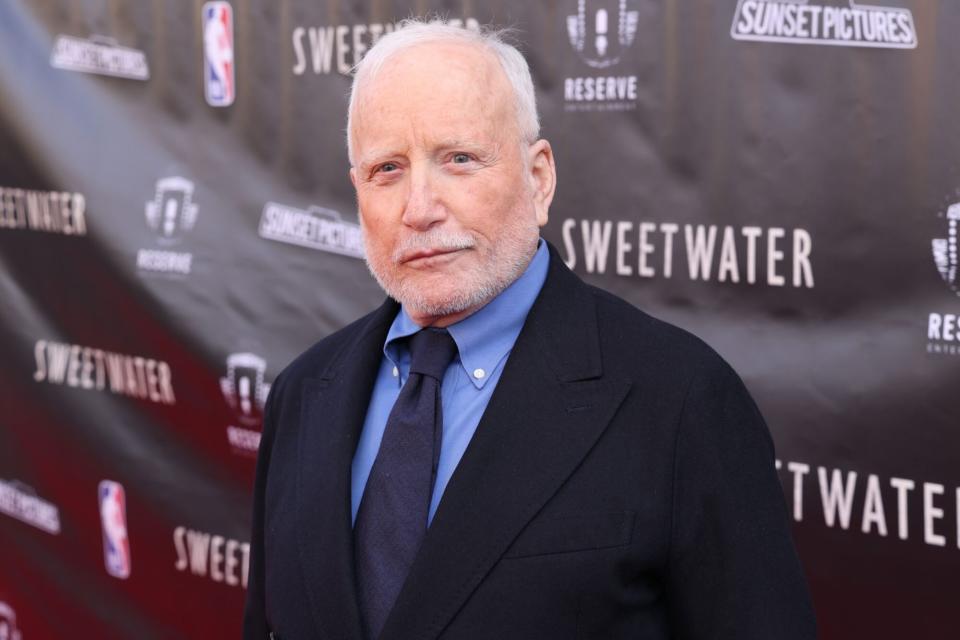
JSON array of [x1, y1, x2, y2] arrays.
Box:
[[392, 230, 476, 263]]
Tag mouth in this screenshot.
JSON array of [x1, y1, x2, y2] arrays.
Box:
[[399, 246, 467, 267]]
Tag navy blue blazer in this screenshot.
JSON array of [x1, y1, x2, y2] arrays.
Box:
[[243, 243, 816, 639]]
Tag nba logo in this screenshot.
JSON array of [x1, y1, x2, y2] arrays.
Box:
[[203, 1, 235, 107], [98, 480, 131, 579]]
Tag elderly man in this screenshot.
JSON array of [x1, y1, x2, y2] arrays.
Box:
[[243, 20, 816, 640]]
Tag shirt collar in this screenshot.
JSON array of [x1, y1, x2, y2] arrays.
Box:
[[384, 239, 550, 389]]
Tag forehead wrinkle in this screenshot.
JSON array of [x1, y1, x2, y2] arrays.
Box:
[[433, 137, 489, 149]]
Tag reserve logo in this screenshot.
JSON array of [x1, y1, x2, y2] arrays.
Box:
[[145, 177, 199, 243], [932, 202, 960, 297], [563, 0, 641, 111], [137, 177, 198, 275], [220, 353, 272, 454], [927, 199, 960, 356], [566, 0, 640, 69]]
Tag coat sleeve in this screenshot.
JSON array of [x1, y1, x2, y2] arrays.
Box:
[[665, 355, 817, 639], [242, 373, 281, 639]]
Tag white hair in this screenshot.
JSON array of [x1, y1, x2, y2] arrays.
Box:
[[346, 19, 540, 165]]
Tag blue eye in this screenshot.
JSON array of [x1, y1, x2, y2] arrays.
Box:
[[452, 153, 470, 164], [378, 162, 398, 173]]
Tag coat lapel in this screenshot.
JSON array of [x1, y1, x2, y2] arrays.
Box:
[[379, 249, 633, 640], [295, 299, 398, 640]]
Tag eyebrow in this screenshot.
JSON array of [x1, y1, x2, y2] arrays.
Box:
[[356, 148, 404, 170]]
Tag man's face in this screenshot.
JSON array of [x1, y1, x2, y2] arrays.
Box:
[[349, 42, 553, 326]]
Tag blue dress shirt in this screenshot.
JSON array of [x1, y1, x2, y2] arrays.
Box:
[[351, 239, 550, 525]]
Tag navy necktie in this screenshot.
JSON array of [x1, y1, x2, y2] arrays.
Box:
[[354, 328, 458, 640]]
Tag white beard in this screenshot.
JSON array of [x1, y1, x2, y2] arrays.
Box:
[[361, 214, 540, 321]]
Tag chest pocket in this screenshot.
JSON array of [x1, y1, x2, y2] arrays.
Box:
[[503, 511, 635, 559]]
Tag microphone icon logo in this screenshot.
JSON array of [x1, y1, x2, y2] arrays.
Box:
[[144, 176, 199, 244], [220, 352, 272, 427], [595, 9, 609, 58], [566, 0, 640, 69], [932, 202, 960, 296]]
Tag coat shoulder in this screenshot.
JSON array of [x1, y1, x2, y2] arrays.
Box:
[[586, 284, 732, 383], [269, 303, 394, 402]]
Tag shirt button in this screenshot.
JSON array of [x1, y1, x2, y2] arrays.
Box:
[[392, 366, 399, 377], [473, 368, 486, 380]]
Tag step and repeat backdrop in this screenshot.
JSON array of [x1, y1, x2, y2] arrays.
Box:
[[1, 0, 958, 637]]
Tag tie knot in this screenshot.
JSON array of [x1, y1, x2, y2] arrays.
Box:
[[407, 329, 458, 380]]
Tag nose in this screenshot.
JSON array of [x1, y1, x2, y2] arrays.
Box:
[[401, 164, 447, 231]]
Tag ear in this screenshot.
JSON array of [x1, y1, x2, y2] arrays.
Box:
[[527, 139, 556, 227]]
